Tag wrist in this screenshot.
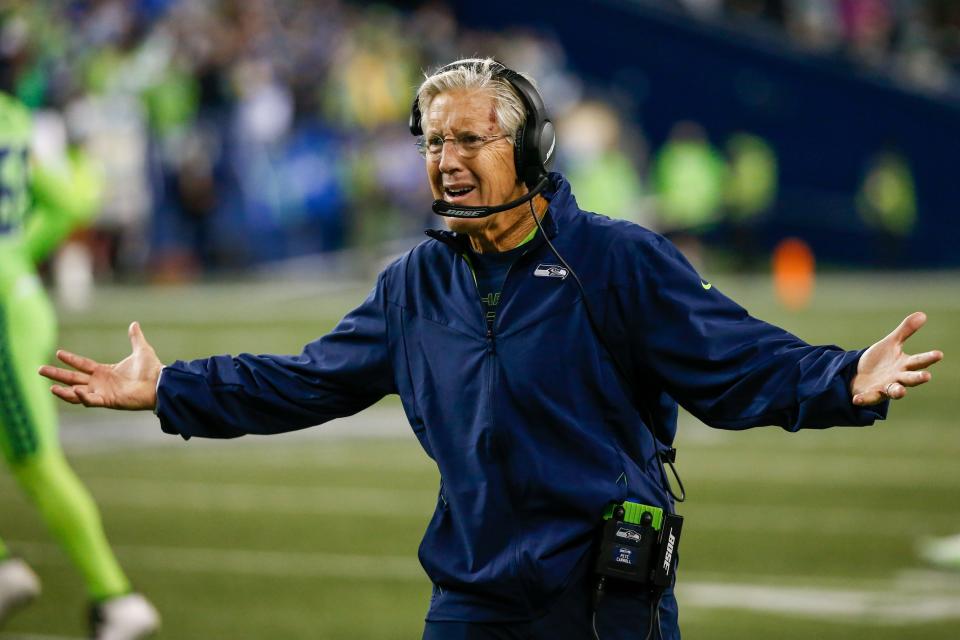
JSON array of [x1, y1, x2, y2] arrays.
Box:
[[150, 365, 164, 412]]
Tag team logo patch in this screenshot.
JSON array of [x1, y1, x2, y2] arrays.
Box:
[[534, 264, 568, 279], [615, 528, 641, 543]]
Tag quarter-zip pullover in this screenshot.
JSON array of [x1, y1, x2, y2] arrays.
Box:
[[156, 173, 887, 623]]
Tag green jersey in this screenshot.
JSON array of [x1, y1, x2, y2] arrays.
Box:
[[0, 92, 32, 236], [0, 91, 102, 264]]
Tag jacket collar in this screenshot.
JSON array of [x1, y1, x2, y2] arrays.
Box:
[[425, 173, 571, 252]]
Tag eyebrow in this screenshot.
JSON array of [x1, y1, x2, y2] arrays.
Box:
[[424, 128, 482, 137]]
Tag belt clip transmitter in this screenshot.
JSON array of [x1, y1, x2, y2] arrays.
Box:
[[594, 501, 683, 590]]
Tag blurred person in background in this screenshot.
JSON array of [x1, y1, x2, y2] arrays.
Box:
[[722, 132, 778, 268], [651, 120, 727, 268], [557, 101, 650, 228], [0, 92, 159, 638], [38, 58, 944, 640], [65, 5, 153, 278]]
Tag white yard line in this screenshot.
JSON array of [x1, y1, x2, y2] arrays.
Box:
[[680, 581, 960, 624], [4, 476, 953, 535], [0, 634, 82, 640], [10, 540, 424, 581], [56, 405, 412, 453], [35, 478, 438, 517], [9, 540, 960, 625]]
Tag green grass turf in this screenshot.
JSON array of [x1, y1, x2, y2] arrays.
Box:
[[1, 272, 958, 638]]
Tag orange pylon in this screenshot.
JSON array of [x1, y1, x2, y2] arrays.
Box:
[[772, 237, 815, 310]]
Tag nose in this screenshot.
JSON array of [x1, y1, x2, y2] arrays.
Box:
[[438, 139, 464, 174]]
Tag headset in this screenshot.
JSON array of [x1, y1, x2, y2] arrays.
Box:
[[409, 59, 556, 218]]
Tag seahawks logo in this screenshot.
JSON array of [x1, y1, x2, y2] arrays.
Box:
[[615, 528, 641, 543], [534, 264, 568, 279]]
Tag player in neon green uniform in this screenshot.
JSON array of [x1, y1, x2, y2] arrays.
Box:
[[0, 92, 159, 638]]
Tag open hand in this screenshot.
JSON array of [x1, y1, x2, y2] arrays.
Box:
[[38, 321, 163, 410], [851, 312, 943, 406]]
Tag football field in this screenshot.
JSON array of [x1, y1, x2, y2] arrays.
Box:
[[1, 272, 958, 639]]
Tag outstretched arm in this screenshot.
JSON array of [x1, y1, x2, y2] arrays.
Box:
[[39, 321, 163, 410], [850, 311, 943, 406], [40, 275, 397, 439], [616, 232, 944, 431]]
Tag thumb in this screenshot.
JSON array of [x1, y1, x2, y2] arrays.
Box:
[[128, 321, 150, 353], [891, 311, 927, 345]]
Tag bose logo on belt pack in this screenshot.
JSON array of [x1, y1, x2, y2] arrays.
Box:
[[534, 264, 568, 279]]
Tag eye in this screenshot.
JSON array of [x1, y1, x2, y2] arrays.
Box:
[[427, 135, 445, 150], [459, 134, 483, 148]]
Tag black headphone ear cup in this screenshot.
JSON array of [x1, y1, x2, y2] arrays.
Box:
[[409, 95, 423, 136], [517, 119, 554, 187], [540, 120, 556, 168], [513, 124, 526, 184], [521, 121, 540, 187]]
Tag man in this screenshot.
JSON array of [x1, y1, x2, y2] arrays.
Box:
[[39, 59, 942, 639], [0, 92, 159, 638]]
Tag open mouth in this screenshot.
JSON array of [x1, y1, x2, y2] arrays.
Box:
[[443, 186, 476, 202]]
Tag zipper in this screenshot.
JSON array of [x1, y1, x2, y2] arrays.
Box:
[[489, 243, 537, 336], [460, 252, 491, 336]]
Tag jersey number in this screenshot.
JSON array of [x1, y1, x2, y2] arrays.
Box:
[[0, 146, 29, 232]]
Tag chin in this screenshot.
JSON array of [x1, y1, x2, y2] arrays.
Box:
[[444, 215, 487, 235]]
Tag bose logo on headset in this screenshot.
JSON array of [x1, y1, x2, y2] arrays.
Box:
[[409, 59, 556, 219]]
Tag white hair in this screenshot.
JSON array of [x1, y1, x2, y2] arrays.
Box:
[[416, 58, 528, 138]]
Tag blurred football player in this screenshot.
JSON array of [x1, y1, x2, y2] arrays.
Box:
[[0, 91, 159, 639]]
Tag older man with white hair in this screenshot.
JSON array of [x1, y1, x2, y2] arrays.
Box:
[[40, 59, 942, 639]]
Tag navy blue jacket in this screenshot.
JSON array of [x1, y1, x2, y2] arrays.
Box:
[[156, 173, 886, 622]]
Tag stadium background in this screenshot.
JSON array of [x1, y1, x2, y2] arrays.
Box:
[[1, 0, 958, 638]]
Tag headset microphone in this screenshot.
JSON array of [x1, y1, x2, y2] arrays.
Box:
[[431, 176, 549, 219]]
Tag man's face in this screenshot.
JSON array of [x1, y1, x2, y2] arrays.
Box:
[[424, 90, 525, 235]]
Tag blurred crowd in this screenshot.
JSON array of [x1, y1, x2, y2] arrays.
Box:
[[2, 0, 655, 283], [0, 0, 932, 285], [677, 0, 960, 94]]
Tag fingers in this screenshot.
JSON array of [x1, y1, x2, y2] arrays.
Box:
[[49, 384, 104, 407], [897, 370, 932, 388], [55, 349, 100, 374], [853, 381, 905, 405], [905, 350, 944, 371], [38, 364, 90, 386], [50, 384, 83, 405], [852, 372, 932, 406], [884, 382, 906, 399], [891, 311, 927, 345], [74, 386, 106, 407], [853, 388, 886, 406]]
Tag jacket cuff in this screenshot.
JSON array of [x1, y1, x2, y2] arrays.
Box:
[[156, 363, 191, 439]]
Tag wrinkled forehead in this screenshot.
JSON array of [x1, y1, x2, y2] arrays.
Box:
[[423, 89, 500, 135]]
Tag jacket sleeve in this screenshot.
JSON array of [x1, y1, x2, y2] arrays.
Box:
[[620, 233, 887, 431], [156, 275, 396, 439]]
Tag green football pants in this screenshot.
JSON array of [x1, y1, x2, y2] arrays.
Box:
[[0, 252, 130, 600]]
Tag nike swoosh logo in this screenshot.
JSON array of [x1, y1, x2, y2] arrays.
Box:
[[701, 280, 712, 290]]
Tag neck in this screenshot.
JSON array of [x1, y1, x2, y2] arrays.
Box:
[[467, 194, 549, 254]]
